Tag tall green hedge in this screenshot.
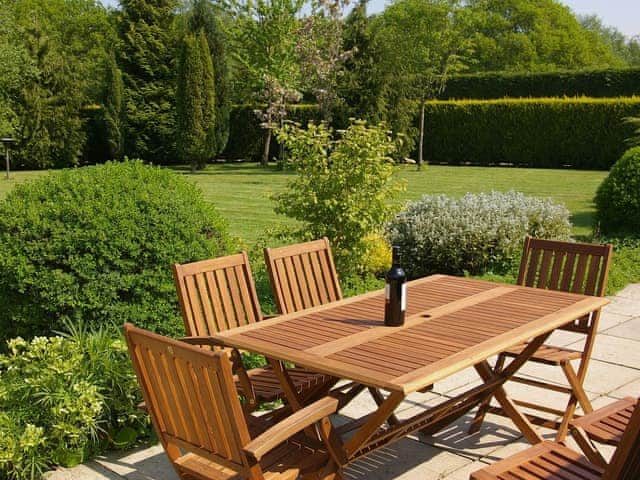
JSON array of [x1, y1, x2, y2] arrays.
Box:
[[442, 68, 640, 100], [422, 97, 640, 170], [222, 104, 321, 160]]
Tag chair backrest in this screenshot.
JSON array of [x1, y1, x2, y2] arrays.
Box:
[[604, 398, 640, 480], [123, 323, 252, 474], [264, 237, 342, 315], [173, 252, 263, 337], [517, 236, 613, 333]]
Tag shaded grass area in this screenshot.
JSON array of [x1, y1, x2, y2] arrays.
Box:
[[1, 163, 635, 293]]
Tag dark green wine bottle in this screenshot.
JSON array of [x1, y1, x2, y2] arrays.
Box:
[[384, 246, 406, 327]]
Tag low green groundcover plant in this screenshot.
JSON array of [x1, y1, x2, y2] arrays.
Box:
[[0, 324, 149, 480], [0, 160, 233, 341], [595, 146, 640, 236], [387, 191, 572, 278]]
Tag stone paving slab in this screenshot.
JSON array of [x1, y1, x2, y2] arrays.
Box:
[[46, 284, 640, 480]]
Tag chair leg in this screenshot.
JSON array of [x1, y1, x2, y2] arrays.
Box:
[[570, 425, 608, 468], [468, 353, 506, 434], [556, 361, 594, 441]]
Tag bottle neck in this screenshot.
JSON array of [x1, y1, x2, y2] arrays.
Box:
[[391, 246, 400, 267]]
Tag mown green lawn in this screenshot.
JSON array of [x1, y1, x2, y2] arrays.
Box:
[[174, 163, 606, 242], [0, 163, 606, 242]]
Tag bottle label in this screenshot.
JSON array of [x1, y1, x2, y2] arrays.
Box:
[[384, 284, 390, 303], [401, 283, 407, 311]]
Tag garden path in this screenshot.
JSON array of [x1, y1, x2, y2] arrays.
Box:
[[45, 284, 640, 480]]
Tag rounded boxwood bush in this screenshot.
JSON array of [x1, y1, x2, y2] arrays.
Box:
[[0, 160, 232, 340], [387, 191, 572, 278], [595, 146, 640, 235]]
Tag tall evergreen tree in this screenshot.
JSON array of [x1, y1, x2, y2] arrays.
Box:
[[187, 0, 231, 156], [103, 52, 125, 160], [338, 0, 382, 126], [176, 31, 216, 171], [117, 0, 179, 162]]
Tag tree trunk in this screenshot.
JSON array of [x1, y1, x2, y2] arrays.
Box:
[[262, 128, 271, 167], [418, 100, 425, 171]]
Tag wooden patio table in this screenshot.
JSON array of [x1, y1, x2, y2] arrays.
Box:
[[207, 274, 609, 470]]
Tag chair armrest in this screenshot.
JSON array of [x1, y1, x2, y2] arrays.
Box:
[[243, 396, 339, 462], [179, 335, 225, 347]]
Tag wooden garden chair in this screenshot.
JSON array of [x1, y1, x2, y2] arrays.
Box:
[[264, 237, 342, 315], [173, 253, 330, 411], [570, 396, 639, 467], [470, 236, 613, 440], [124, 323, 343, 480], [470, 397, 640, 480]]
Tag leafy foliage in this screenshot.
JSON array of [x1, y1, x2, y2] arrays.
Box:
[[176, 31, 217, 171], [595, 147, 640, 236], [229, 0, 304, 164], [370, 0, 471, 163], [117, 0, 179, 163], [273, 120, 403, 275], [463, 0, 622, 72], [580, 15, 640, 67], [422, 97, 640, 169], [0, 160, 232, 341], [387, 191, 572, 277], [0, 325, 149, 480]]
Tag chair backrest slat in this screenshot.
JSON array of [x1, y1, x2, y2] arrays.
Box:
[[264, 238, 342, 315], [124, 324, 252, 473], [173, 252, 263, 336], [604, 399, 640, 480], [517, 236, 613, 333]]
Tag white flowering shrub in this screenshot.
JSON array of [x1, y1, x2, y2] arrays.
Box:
[[387, 191, 572, 277]]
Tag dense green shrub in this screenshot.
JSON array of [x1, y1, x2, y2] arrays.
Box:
[[422, 97, 640, 170], [0, 160, 232, 340], [273, 120, 403, 276], [222, 104, 321, 160], [595, 147, 640, 235], [0, 325, 148, 480], [386, 191, 572, 278], [441, 68, 640, 100]]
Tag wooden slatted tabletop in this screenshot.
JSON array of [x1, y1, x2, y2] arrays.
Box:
[[212, 275, 609, 395]]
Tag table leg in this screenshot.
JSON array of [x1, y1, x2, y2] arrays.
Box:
[[368, 388, 400, 426], [344, 391, 405, 459]]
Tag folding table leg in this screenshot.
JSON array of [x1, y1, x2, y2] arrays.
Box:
[[344, 391, 405, 459]]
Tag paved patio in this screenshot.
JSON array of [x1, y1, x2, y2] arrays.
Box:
[[46, 284, 640, 480]]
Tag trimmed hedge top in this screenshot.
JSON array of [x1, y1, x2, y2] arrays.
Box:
[[442, 68, 640, 100]]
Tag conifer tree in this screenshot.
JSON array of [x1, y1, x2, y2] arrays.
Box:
[[187, 0, 231, 155], [176, 31, 216, 171], [104, 53, 125, 160], [117, 0, 179, 162]]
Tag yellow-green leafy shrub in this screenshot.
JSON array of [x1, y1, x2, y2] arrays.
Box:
[[0, 325, 148, 479]]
